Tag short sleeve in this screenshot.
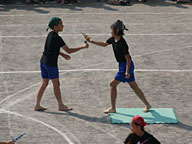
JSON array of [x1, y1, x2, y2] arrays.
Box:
[[121, 40, 129, 55], [106, 37, 113, 44], [58, 36, 66, 47], [124, 135, 130, 144]]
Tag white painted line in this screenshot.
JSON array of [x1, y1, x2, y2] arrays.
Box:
[[1, 12, 192, 17], [135, 69, 192, 72], [3, 91, 37, 109], [0, 109, 76, 144], [1, 22, 192, 27], [2, 33, 192, 38], [0, 45, 191, 106], [0, 83, 40, 105], [0, 68, 192, 75], [0, 46, 191, 75], [0, 71, 69, 106], [0, 70, 41, 74]]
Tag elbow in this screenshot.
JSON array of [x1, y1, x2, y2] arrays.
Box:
[[66, 49, 72, 54]]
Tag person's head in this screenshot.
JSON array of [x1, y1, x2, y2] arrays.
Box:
[[110, 20, 128, 37], [47, 17, 64, 32], [130, 115, 146, 133]]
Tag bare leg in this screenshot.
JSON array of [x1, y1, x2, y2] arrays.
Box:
[[128, 81, 151, 112], [61, 0, 65, 4], [104, 80, 120, 114], [51, 78, 72, 111], [34, 79, 49, 111], [26, 0, 30, 3], [34, 0, 39, 3]]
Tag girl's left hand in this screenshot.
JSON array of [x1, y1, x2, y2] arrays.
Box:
[[125, 73, 130, 79], [63, 54, 71, 60]]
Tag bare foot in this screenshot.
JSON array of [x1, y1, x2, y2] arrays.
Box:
[[104, 108, 116, 114], [58, 105, 73, 111], [34, 105, 47, 111], [143, 104, 151, 112]]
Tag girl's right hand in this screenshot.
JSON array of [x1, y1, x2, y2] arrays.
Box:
[[82, 33, 92, 42], [83, 43, 89, 49], [7, 140, 15, 144]]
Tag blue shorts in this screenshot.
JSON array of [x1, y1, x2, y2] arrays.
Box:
[[114, 61, 135, 83], [40, 62, 59, 79]]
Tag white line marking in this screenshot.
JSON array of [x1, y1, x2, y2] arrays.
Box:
[[2, 33, 192, 38], [0, 109, 76, 144], [0, 83, 40, 105], [3, 91, 37, 109], [0, 68, 192, 75], [1, 12, 192, 17], [0, 46, 192, 75], [0, 45, 192, 107], [1, 22, 192, 27]]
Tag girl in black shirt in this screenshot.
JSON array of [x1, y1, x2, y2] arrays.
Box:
[[83, 20, 151, 114], [34, 17, 88, 111]]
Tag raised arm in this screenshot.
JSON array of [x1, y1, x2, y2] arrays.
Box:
[[89, 40, 109, 47], [61, 43, 88, 54], [83, 34, 109, 47]]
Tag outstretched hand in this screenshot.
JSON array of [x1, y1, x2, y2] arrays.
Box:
[[7, 140, 15, 144], [83, 42, 89, 49], [82, 33, 92, 42]]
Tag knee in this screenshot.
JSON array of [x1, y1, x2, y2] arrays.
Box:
[[52, 80, 60, 88], [42, 82, 48, 88], [110, 81, 116, 89], [129, 83, 138, 90]]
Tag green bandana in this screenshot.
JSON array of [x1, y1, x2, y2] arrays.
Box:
[[46, 17, 62, 32]]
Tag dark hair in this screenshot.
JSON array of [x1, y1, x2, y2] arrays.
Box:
[[47, 17, 62, 31], [110, 20, 128, 36], [110, 25, 125, 36]]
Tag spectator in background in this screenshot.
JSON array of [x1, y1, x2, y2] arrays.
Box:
[[26, 0, 39, 4], [109, 0, 131, 5], [60, 0, 80, 5], [0, 0, 8, 4], [124, 115, 160, 144], [176, 0, 190, 3]]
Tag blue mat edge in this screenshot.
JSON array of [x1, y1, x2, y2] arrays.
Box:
[[109, 108, 179, 124]]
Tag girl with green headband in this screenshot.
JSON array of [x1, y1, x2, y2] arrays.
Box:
[[34, 17, 89, 111]]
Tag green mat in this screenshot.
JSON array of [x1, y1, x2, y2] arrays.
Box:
[[109, 108, 178, 124]]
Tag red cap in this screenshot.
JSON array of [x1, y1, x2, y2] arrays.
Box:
[[131, 115, 146, 127]]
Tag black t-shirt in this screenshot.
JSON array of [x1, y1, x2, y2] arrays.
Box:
[[124, 132, 160, 144], [40, 31, 66, 67], [106, 36, 130, 63]]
